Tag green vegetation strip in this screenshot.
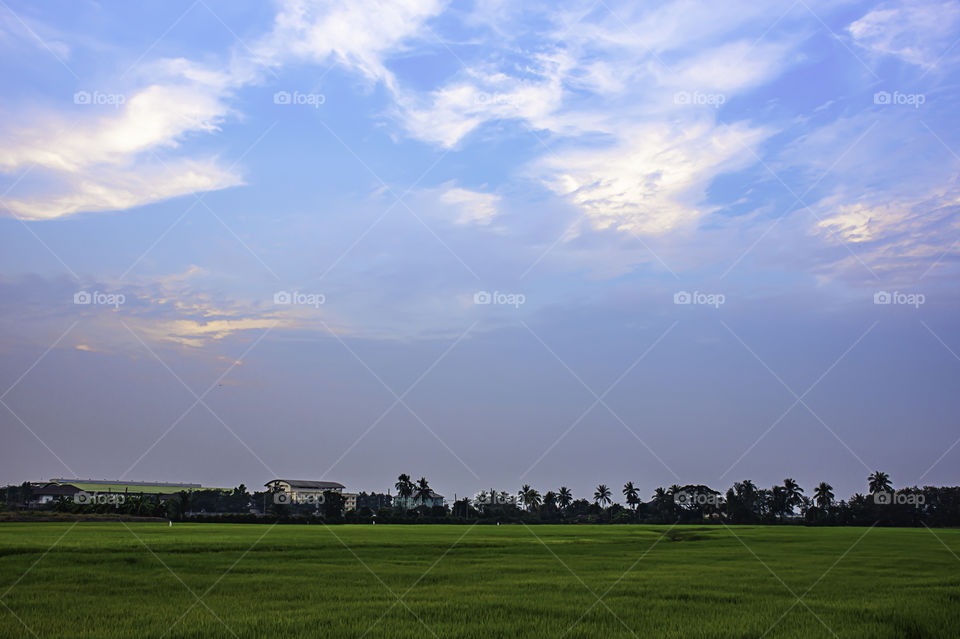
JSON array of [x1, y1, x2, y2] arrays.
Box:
[[0, 524, 957, 638]]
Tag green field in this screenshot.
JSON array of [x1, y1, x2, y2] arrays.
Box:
[[0, 523, 958, 638]]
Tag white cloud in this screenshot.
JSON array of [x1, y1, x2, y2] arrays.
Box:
[[395, 53, 570, 148], [848, 0, 960, 67], [0, 0, 451, 220], [0, 84, 229, 174], [438, 185, 501, 225], [0, 59, 240, 220], [3, 159, 242, 220], [534, 121, 770, 235], [254, 0, 446, 87], [812, 190, 960, 279]]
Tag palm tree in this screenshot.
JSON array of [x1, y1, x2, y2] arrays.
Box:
[[542, 491, 557, 511], [414, 477, 432, 506], [814, 482, 834, 509], [395, 474, 414, 511], [594, 484, 612, 507], [762, 485, 785, 520], [474, 490, 489, 512], [783, 478, 804, 515], [517, 485, 542, 511], [527, 489, 542, 511], [623, 482, 639, 511], [652, 487, 672, 517], [557, 487, 573, 511], [518, 484, 533, 510], [868, 471, 892, 495]]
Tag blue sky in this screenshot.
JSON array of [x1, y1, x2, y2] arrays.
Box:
[[1, 0, 959, 502]]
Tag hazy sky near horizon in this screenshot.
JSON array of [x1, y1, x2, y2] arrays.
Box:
[[1, 0, 959, 503]]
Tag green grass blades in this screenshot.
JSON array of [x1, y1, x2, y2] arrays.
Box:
[[0, 524, 958, 638]]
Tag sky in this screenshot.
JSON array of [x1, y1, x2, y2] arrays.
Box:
[[1, 0, 959, 503]]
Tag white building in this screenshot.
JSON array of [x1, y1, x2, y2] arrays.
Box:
[[264, 479, 345, 504]]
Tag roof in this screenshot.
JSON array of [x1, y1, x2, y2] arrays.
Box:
[[48, 479, 222, 494], [51, 478, 202, 488], [32, 483, 80, 496], [266, 479, 345, 490]]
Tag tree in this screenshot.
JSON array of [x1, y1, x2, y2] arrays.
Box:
[[322, 491, 345, 519], [557, 487, 573, 511], [652, 487, 673, 519], [542, 491, 557, 510], [527, 489, 542, 511], [623, 482, 639, 511], [769, 485, 788, 521], [518, 484, 532, 510], [594, 484, 612, 507], [868, 471, 892, 495], [814, 482, 834, 509], [783, 478, 805, 516], [414, 477, 432, 506], [395, 474, 414, 511]]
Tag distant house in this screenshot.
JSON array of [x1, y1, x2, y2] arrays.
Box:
[[264, 479, 345, 504], [343, 493, 358, 511], [393, 491, 444, 510]]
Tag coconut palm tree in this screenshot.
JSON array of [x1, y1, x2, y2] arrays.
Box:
[[652, 487, 672, 517], [518, 484, 533, 510], [814, 482, 834, 509], [557, 487, 573, 511], [783, 478, 804, 515], [527, 489, 542, 511], [542, 491, 557, 511], [769, 485, 788, 520], [594, 484, 612, 507], [623, 482, 639, 511], [474, 490, 489, 512], [414, 477, 432, 506], [868, 471, 892, 495], [395, 474, 414, 511]]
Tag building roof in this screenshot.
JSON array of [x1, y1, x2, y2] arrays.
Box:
[[47, 479, 221, 494], [265, 479, 345, 490], [32, 483, 80, 496]]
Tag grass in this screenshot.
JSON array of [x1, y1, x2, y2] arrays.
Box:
[[0, 523, 958, 638]]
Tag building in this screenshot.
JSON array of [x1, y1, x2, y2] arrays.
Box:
[[45, 479, 214, 500], [343, 493, 358, 511], [393, 491, 445, 510], [264, 479, 345, 504], [31, 482, 80, 504]]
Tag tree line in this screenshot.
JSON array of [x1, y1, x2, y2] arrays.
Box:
[[3, 471, 957, 526]]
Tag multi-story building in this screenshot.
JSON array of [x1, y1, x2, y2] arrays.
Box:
[[264, 479, 345, 504]]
